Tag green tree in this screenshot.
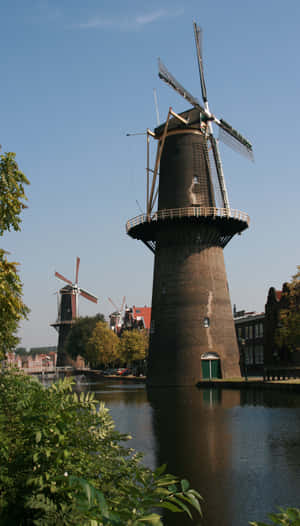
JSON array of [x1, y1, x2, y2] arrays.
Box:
[[0, 369, 202, 525], [0, 152, 29, 235], [250, 507, 300, 526], [118, 329, 149, 366], [0, 250, 29, 358], [0, 152, 29, 359], [64, 314, 105, 360], [275, 266, 300, 353], [15, 347, 28, 355], [86, 321, 119, 368]]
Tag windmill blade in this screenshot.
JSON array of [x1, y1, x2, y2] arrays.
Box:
[[209, 135, 230, 210], [217, 118, 254, 161], [80, 289, 98, 303], [193, 22, 207, 104], [57, 293, 61, 320], [75, 257, 80, 285], [108, 297, 118, 311], [158, 59, 206, 115], [120, 296, 126, 312], [55, 271, 73, 286]]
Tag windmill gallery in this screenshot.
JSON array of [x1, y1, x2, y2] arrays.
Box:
[[53, 23, 254, 384]]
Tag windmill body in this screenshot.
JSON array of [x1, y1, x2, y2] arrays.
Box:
[[108, 296, 125, 334], [51, 257, 98, 366], [126, 23, 253, 386]]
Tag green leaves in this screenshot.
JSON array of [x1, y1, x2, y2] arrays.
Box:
[[0, 249, 29, 358], [250, 507, 300, 526], [0, 152, 29, 236], [0, 152, 29, 358], [274, 266, 300, 353], [0, 370, 203, 525], [118, 329, 149, 366], [63, 314, 106, 363]]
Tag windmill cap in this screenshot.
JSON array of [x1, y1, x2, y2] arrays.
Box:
[[154, 108, 202, 136]]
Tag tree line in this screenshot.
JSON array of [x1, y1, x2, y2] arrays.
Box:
[[64, 314, 149, 370]]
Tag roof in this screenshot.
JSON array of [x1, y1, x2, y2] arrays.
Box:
[[276, 290, 282, 301], [154, 108, 202, 136], [132, 306, 151, 330], [234, 312, 265, 324]]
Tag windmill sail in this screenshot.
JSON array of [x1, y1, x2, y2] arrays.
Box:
[[80, 288, 98, 303], [158, 59, 206, 115], [193, 22, 208, 104], [209, 136, 230, 210], [218, 121, 254, 160]]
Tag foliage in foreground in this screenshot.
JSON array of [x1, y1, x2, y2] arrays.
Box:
[[0, 151, 30, 359], [250, 507, 300, 526], [0, 250, 29, 357], [0, 369, 202, 525], [0, 151, 29, 236]]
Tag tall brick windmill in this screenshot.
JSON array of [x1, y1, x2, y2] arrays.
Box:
[[51, 257, 98, 365], [126, 22, 253, 386]]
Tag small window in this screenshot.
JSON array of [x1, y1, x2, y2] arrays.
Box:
[[204, 317, 210, 328], [254, 345, 264, 364], [245, 347, 253, 365]]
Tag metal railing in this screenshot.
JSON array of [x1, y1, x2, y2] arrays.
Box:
[[126, 206, 249, 232]]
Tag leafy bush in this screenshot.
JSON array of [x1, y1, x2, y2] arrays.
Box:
[[250, 507, 300, 526], [0, 369, 202, 525]]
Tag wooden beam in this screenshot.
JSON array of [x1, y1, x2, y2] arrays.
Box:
[[148, 107, 172, 215]]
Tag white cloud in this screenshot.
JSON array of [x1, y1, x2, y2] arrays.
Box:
[[135, 9, 168, 25], [77, 8, 184, 31]]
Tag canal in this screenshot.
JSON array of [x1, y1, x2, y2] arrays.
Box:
[[74, 378, 300, 525]]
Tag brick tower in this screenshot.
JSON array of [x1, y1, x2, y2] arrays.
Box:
[[126, 23, 253, 386]]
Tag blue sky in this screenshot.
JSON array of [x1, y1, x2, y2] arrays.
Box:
[[1, 0, 300, 348]]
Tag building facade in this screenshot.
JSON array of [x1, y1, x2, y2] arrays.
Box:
[[234, 309, 264, 376]]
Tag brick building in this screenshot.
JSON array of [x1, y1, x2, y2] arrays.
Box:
[[234, 308, 265, 375]]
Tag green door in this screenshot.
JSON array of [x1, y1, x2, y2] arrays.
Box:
[[202, 360, 210, 379], [211, 359, 221, 379], [201, 359, 221, 379]]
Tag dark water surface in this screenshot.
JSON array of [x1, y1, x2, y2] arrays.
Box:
[[75, 379, 300, 526]]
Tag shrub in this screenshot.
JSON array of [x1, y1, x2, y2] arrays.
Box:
[[0, 369, 202, 525]]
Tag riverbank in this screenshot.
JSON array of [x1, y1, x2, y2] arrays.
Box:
[[196, 377, 300, 391], [84, 371, 300, 391], [85, 370, 146, 382]]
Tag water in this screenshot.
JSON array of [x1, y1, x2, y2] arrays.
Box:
[[75, 378, 300, 526]]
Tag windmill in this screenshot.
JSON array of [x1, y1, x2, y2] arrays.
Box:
[[108, 296, 126, 333], [126, 23, 253, 385], [51, 257, 98, 365]]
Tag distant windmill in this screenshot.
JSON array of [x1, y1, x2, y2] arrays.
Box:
[[51, 257, 98, 365], [108, 296, 125, 333]]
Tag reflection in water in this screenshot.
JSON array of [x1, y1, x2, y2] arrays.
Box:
[[82, 380, 156, 468], [148, 387, 300, 526], [74, 380, 300, 526], [148, 387, 241, 526]]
